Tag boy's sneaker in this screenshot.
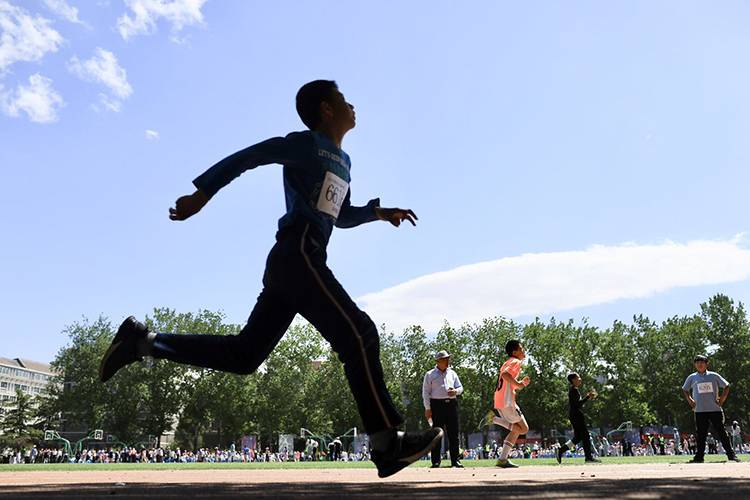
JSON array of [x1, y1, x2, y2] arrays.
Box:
[[687, 458, 704, 464], [495, 458, 519, 468], [585, 457, 602, 463], [728, 456, 741, 463], [99, 316, 149, 382], [372, 428, 443, 478]]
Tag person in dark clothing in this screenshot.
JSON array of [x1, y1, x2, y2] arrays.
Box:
[[331, 437, 343, 461], [98, 79, 443, 478], [557, 372, 601, 463]]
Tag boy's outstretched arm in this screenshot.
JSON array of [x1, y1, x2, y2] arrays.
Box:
[[169, 133, 308, 221], [334, 189, 418, 229]]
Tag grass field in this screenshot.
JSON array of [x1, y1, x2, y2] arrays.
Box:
[[0, 454, 742, 472]]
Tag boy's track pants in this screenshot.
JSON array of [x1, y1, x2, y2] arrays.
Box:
[[151, 221, 403, 434]]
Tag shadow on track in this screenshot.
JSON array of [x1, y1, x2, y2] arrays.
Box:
[[1, 478, 750, 500]]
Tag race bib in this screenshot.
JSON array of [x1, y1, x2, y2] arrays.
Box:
[[316, 171, 348, 218], [697, 382, 713, 394]]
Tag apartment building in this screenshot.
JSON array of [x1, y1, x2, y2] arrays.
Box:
[[0, 357, 56, 412]]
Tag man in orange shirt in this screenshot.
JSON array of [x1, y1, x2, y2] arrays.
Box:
[[490, 339, 531, 468]]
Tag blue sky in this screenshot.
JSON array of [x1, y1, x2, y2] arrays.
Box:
[[1, 1, 749, 361]]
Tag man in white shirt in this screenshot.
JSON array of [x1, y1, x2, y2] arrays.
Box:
[[423, 350, 464, 468]]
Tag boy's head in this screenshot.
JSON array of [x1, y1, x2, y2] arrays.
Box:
[[296, 80, 355, 133], [567, 372, 582, 387], [505, 340, 525, 359], [693, 355, 708, 373]]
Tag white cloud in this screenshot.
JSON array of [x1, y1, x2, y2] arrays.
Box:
[[144, 129, 159, 140], [358, 236, 750, 332], [116, 0, 207, 41], [0, 0, 63, 73], [96, 92, 121, 112], [0, 73, 63, 122], [43, 0, 90, 27], [68, 48, 132, 112]]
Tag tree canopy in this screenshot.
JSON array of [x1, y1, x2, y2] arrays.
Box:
[[19, 293, 749, 450]]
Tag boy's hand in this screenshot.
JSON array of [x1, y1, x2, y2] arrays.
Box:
[[169, 190, 209, 221], [375, 207, 418, 227], [688, 398, 696, 409], [520, 376, 531, 388]]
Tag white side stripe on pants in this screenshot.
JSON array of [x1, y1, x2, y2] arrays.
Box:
[[299, 224, 393, 428]]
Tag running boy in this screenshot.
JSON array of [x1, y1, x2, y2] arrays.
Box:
[[556, 372, 600, 463], [491, 340, 531, 468], [98, 80, 442, 478]]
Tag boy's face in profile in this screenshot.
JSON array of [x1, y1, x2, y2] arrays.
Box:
[[321, 89, 356, 132], [513, 344, 526, 360], [571, 375, 582, 387]]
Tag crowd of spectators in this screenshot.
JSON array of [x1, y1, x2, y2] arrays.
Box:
[[3, 434, 747, 465], [451, 433, 750, 462], [1, 444, 372, 465]]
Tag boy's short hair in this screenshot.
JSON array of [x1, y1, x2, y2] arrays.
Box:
[[505, 340, 521, 357], [296, 80, 338, 130], [567, 372, 580, 384]]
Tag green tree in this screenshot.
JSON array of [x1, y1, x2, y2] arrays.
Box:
[[50, 317, 115, 433], [596, 320, 654, 428], [1, 389, 34, 437], [378, 329, 409, 426], [311, 351, 361, 437], [639, 314, 709, 429], [701, 294, 750, 428], [32, 386, 63, 432], [252, 323, 327, 447], [0, 389, 44, 450], [390, 326, 434, 432], [41, 293, 750, 451], [174, 374, 215, 450], [143, 308, 236, 447]]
